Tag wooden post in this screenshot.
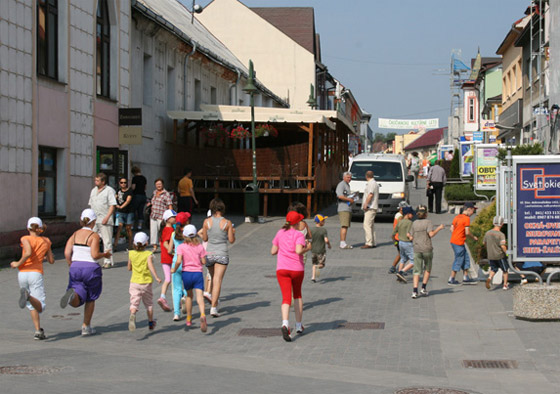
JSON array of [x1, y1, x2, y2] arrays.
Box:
[[307, 123, 314, 217], [264, 181, 269, 217]]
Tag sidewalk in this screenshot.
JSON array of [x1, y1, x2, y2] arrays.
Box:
[[0, 180, 558, 394]]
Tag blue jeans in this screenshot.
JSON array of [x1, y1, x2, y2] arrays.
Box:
[[398, 241, 414, 265], [451, 243, 470, 272]]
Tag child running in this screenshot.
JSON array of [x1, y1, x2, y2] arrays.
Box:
[[172, 224, 208, 332], [484, 216, 509, 290], [388, 201, 409, 274], [392, 206, 415, 283], [408, 205, 444, 298], [310, 214, 331, 283], [11, 217, 55, 340], [157, 209, 177, 312], [271, 211, 312, 342], [127, 232, 161, 331], [167, 212, 191, 321]]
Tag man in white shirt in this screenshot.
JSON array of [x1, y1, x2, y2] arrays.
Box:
[[361, 170, 379, 248], [88, 173, 117, 268]]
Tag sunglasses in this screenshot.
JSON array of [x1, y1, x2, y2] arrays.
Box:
[[120, 181, 127, 184]]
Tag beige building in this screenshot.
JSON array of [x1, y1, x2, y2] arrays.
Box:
[[393, 131, 424, 155], [197, 0, 316, 109]]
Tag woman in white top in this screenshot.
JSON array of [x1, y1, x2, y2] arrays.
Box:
[[60, 209, 112, 336]]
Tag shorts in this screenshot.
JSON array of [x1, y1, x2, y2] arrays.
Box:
[[129, 282, 153, 312], [338, 211, 352, 227], [311, 253, 326, 266], [18, 271, 46, 311], [182, 271, 204, 291], [68, 261, 103, 306], [206, 255, 229, 267], [451, 243, 470, 272], [489, 258, 508, 273], [413, 252, 433, 275], [398, 241, 414, 265], [116, 212, 134, 226], [276, 269, 304, 305]]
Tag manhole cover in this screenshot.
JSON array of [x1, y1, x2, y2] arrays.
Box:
[[337, 322, 384, 330], [463, 360, 518, 369], [395, 389, 471, 394], [0, 365, 64, 375], [238, 328, 280, 337]]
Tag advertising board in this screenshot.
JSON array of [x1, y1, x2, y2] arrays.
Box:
[[459, 141, 473, 177], [474, 144, 499, 190]]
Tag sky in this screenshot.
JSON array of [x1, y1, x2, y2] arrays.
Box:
[[184, 0, 531, 134]]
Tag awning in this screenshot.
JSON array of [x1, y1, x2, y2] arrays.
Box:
[[167, 104, 358, 133]]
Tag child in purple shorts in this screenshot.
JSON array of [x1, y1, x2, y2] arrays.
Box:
[[60, 209, 112, 336]]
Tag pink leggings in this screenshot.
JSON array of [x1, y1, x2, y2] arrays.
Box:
[[276, 269, 304, 305], [161, 263, 171, 283]]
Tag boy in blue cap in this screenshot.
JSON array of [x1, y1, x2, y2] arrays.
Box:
[[310, 215, 331, 282]]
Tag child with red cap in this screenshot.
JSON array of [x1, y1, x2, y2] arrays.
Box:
[[271, 211, 312, 342]]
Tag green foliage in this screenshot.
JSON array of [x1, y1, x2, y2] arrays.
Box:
[[444, 181, 495, 201], [374, 133, 385, 142], [466, 201, 496, 262], [385, 132, 397, 143], [449, 148, 460, 178], [497, 143, 543, 162]]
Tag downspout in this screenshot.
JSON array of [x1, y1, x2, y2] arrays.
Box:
[[183, 42, 197, 110]]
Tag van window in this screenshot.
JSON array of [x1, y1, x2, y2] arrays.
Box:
[[350, 162, 403, 181]]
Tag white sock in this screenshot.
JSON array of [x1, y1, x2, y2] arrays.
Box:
[[295, 322, 302, 330], [160, 294, 165, 299], [282, 319, 289, 328], [340, 241, 346, 247]]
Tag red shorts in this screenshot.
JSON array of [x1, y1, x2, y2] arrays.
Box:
[[276, 269, 304, 305]]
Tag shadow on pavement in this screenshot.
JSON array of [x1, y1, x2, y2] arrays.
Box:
[[219, 292, 258, 302], [303, 297, 343, 311], [206, 316, 241, 336], [427, 288, 458, 296], [220, 300, 271, 315], [292, 319, 347, 341], [316, 276, 350, 284]]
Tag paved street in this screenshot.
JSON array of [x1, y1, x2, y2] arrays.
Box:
[[1, 179, 559, 394]]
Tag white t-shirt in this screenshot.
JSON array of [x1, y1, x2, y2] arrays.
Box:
[[362, 178, 379, 210]]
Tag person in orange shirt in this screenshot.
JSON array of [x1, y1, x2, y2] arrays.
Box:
[[10, 217, 55, 340], [448, 202, 478, 286], [177, 167, 198, 215], [388, 201, 409, 274]]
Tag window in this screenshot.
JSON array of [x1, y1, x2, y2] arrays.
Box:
[[96, 0, 110, 97], [38, 147, 57, 216], [210, 86, 217, 105], [143, 54, 153, 106], [468, 97, 475, 122], [350, 161, 403, 182], [194, 79, 201, 110], [37, 0, 58, 79]]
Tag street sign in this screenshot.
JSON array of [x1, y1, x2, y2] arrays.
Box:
[[473, 131, 483, 143]]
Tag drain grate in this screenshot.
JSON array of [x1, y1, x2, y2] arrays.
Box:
[[337, 322, 385, 330], [395, 389, 471, 394], [0, 365, 63, 375], [463, 360, 518, 369], [238, 328, 280, 337]]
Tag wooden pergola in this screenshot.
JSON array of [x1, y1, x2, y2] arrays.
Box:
[[167, 105, 357, 217]]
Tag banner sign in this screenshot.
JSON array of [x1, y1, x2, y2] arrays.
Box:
[[513, 156, 560, 261], [378, 118, 439, 130], [474, 144, 499, 190], [459, 141, 473, 177], [118, 108, 142, 145]]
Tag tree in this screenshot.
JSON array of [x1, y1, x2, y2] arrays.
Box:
[[385, 132, 396, 143], [374, 133, 385, 142]]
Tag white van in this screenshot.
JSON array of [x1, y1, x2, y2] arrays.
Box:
[[348, 153, 413, 217]]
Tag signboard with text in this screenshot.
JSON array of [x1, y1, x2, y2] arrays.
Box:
[[378, 118, 439, 130], [118, 108, 142, 145], [474, 144, 499, 190], [459, 141, 473, 177], [513, 156, 560, 261]]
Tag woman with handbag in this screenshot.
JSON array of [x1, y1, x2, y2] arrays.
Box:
[[147, 178, 173, 252]]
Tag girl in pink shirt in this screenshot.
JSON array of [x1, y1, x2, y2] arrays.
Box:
[[271, 211, 312, 342], [172, 224, 208, 332]]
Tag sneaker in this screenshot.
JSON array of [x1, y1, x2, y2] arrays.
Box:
[[148, 320, 156, 330], [521, 278, 528, 285], [186, 319, 192, 327], [102, 262, 111, 269], [81, 326, 96, 336], [281, 325, 291, 342], [34, 328, 46, 340], [200, 316, 207, 333], [310, 278, 316, 283], [396, 272, 407, 283], [448, 279, 461, 286], [173, 314, 180, 321], [296, 325, 305, 334], [181, 296, 187, 314], [60, 288, 75, 309], [503, 283, 510, 291], [129, 314, 136, 331], [19, 288, 29, 309], [485, 277, 492, 289], [401, 271, 409, 276], [463, 277, 478, 285], [210, 307, 220, 318], [411, 292, 418, 299], [203, 292, 212, 303], [339, 244, 353, 249], [157, 297, 171, 312], [420, 288, 429, 296], [388, 266, 397, 274]]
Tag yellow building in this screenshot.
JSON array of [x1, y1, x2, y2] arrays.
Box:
[[393, 131, 424, 155]]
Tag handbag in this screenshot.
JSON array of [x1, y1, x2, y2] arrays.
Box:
[[426, 185, 434, 197]]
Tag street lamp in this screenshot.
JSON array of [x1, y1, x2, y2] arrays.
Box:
[[306, 83, 317, 109], [243, 60, 258, 185], [191, 0, 203, 24]]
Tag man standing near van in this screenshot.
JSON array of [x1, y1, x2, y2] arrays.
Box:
[[361, 170, 379, 248], [336, 172, 354, 249], [427, 160, 446, 214]]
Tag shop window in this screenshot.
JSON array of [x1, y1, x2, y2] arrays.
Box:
[[96, 0, 111, 97], [38, 147, 57, 216], [37, 0, 58, 79], [97, 147, 128, 189]]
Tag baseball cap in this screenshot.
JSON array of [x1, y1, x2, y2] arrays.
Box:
[[176, 212, 191, 225], [314, 214, 328, 223], [80, 208, 97, 222], [402, 206, 415, 216], [162, 209, 177, 222], [398, 201, 410, 209], [27, 217, 43, 229], [286, 211, 304, 225], [463, 202, 477, 210], [183, 224, 197, 238], [133, 232, 149, 245], [493, 216, 504, 226]]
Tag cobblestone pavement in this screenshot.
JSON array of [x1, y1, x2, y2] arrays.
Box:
[[1, 179, 559, 394]]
